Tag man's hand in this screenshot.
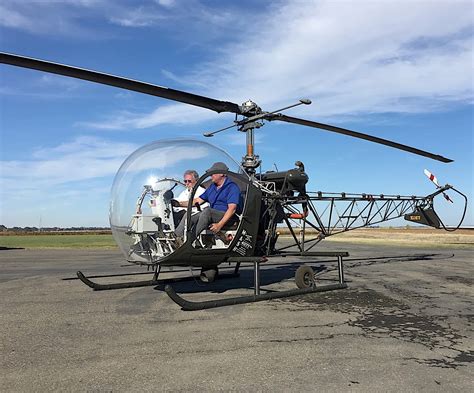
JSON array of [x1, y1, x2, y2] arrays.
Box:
[[209, 204, 237, 233], [209, 222, 223, 233]]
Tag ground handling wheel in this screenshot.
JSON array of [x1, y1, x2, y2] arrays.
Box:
[[295, 265, 316, 289]]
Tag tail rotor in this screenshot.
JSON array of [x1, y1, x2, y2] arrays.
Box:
[[424, 169, 453, 203]]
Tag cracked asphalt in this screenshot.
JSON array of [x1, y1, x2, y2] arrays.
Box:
[[1, 242, 473, 392]]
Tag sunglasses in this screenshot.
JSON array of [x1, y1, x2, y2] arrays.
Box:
[[183, 180, 193, 183]]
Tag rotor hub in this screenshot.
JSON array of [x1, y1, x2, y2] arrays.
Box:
[[239, 100, 262, 116]]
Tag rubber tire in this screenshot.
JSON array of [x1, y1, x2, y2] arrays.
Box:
[[295, 265, 315, 289], [200, 266, 219, 283]]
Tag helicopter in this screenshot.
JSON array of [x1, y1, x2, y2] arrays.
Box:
[[0, 52, 467, 310]]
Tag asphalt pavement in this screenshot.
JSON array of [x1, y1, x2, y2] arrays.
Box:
[[1, 242, 473, 392]]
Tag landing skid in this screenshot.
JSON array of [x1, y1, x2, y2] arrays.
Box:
[[164, 252, 348, 310], [77, 270, 161, 290], [76, 268, 240, 291], [165, 282, 347, 311]]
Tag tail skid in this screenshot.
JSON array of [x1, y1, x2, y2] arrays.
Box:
[[405, 184, 467, 231]]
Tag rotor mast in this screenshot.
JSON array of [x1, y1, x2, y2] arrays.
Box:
[[239, 100, 263, 175], [244, 126, 260, 174]]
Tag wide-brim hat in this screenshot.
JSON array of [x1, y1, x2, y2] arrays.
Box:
[[206, 162, 229, 173]]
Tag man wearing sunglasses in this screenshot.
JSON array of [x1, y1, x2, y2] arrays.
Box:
[[173, 169, 207, 225]]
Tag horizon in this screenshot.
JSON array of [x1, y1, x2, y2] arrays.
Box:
[[2, 224, 474, 231]]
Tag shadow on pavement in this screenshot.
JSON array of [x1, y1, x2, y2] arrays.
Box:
[[153, 264, 327, 295]]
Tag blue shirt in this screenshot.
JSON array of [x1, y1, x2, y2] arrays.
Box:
[[200, 177, 242, 213]]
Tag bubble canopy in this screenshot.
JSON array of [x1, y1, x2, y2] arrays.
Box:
[[109, 139, 242, 260]]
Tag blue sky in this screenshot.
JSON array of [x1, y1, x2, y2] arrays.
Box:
[[0, 0, 472, 228]]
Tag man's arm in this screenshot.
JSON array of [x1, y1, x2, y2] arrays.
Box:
[[209, 203, 237, 233], [175, 197, 204, 208]]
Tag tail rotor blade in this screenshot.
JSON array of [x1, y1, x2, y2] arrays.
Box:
[[425, 169, 454, 203], [443, 192, 454, 203], [424, 169, 440, 187]]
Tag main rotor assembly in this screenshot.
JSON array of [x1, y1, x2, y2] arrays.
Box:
[[204, 98, 312, 173], [0, 51, 453, 176]]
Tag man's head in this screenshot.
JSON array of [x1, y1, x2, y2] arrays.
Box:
[[206, 162, 229, 186], [183, 169, 199, 190]]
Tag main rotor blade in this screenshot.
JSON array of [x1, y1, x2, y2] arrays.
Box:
[[0, 52, 242, 115], [272, 114, 453, 163]]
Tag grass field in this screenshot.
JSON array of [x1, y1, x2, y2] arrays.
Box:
[[1, 228, 473, 249], [0, 234, 117, 249], [323, 228, 474, 249]]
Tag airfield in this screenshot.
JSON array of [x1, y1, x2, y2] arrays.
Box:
[[1, 234, 473, 391]]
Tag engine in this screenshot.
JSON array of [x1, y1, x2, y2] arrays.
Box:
[[258, 161, 309, 195]]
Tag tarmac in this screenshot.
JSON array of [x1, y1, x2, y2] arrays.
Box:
[[1, 242, 473, 392]]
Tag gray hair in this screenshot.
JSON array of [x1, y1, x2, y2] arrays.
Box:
[[183, 169, 199, 180]]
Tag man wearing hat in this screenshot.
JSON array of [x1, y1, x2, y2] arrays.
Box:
[[174, 161, 241, 241]]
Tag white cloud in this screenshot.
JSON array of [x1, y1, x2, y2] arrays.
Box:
[[156, 0, 175, 8], [1, 136, 138, 191], [0, 138, 215, 227], [37, 74, 82, 91], [0, 4, 31, 30], [0, 1, 106, 37], [0, 135, 140, 227], [108, 5, 166, 27], [80, 1, 473, 131], [79, 104, 225, 130], [0, 0, 255, 36]]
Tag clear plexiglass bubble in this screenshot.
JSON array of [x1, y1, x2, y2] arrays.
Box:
[[110, 139, 242, 264]]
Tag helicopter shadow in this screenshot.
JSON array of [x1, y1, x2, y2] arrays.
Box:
[[153, 263, 327, 295], [152, 252, 450, 295]]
